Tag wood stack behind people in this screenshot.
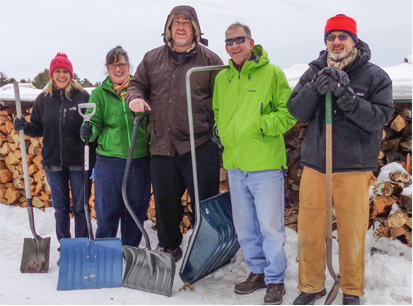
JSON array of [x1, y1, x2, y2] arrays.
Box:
[[0, 102, 411, 247]]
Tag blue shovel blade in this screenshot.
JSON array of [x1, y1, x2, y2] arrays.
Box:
[[179, 191, 240, 284], [57, 237, 123, 290]]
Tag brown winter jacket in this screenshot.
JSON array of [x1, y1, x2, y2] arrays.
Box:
[[127, 5, 223, 156]]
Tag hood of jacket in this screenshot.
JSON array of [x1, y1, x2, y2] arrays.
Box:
[[310, 39, 371, 73], [228, 44, 269, 72], [162, 5, 208, 46]]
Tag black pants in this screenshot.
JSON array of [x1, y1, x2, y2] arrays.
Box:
[[151, 140, 220, 249]]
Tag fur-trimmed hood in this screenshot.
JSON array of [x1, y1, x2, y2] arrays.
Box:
[[162, 5, 208, 46]]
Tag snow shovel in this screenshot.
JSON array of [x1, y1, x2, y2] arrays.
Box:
[[14, 82, 51, 273], [121, 110, 175, 297], [179, 66, 240, 285], [57, 103, 123, 290], [324, 91, 341, 304]]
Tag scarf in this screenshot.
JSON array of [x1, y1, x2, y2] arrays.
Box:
[[327, 47, 358, 70], [109, 75, 132, 100]]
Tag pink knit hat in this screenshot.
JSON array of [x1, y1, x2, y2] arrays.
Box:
[[49, 53, 74, 78]]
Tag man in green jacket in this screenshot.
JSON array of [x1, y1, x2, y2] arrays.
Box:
[[213, 22, 296, 305]]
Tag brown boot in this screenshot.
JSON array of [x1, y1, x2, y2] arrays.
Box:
[[264, 283, 286, 305], [234, 273, 266, 294]]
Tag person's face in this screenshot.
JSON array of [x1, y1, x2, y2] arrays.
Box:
[[326, 31, 355, 61], [171, 14, 194, 52], [107, 55, 130, 85], [225, 27, 254, 67], [52, 68, 71, 90]]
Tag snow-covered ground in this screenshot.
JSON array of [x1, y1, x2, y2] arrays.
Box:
[[0, 163, 411, 305]]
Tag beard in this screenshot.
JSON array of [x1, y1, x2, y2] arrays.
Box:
[[328, 46, 350, 61]]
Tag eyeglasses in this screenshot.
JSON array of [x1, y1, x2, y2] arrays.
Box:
[[107, 63, 128, 70], [326, 33, 349, 42], [225, 36, 250, 46]]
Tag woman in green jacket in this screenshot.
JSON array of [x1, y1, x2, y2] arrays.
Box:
[[80, 46, 150, 247]]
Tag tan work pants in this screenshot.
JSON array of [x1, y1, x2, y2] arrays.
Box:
[[297, 166, 374, 296]]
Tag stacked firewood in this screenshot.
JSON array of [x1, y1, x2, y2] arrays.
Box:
[[370, 171, 412, 247], [0, 108, 52, 208], [379, 103, 412, 170], [1, 102, 411, 244]]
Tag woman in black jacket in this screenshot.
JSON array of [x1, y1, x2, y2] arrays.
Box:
[[14, 53, 92, 252]]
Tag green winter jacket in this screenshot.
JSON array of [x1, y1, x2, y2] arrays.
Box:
[[213, 45, 296, 171], [87, 77, 150, 159]]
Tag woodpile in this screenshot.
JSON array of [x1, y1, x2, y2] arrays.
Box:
[[1, 101, 411, 246], [379, 103, 412, 172], [0, 107, 52, 209], [370, 170, 412, 247]]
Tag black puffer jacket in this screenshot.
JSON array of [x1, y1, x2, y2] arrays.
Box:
[[23, 88, 90, 168], [287, 40, 394, 173], [127, 5, 223, 156]]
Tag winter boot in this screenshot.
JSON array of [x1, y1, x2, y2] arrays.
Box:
[[293, 288, 326, 305], [343, 294, 361, 305], [234, 272, 266, 294], [263, 283, 286, 305]]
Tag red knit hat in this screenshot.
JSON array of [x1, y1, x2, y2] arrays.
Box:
[[324, 14, 358, 44], [49, 53, 74, 78]]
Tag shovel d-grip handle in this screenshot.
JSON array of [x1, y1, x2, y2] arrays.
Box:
[[324, 91, 340, 305]]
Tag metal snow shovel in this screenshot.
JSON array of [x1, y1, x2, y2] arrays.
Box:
[[179, 66, 240, 285], [324, 91, 341, 304], [14, 82, 51, 273], [121, 110, 175, 297], [57, 103, 123, 290]]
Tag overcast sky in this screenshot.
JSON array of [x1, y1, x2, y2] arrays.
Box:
[[1, 0, 411, 84]]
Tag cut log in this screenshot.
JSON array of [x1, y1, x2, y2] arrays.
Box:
[[0, 169, 13, 183], [373, 181, 403, 196], [400, 194, 412, 213], [389, 225, 408, 238], [370, 195, 397, 218], [387, 210, 410, 228], [5, 187, 19, 205], [390, 114, 408, 132]]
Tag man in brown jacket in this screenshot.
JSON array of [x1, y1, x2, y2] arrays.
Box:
[[127, 5, 223, 262]]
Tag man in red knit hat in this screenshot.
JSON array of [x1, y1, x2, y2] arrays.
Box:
[[287, 14, 393, 305]]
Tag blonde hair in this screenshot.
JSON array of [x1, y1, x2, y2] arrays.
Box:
[[43, 78, 85, 100]]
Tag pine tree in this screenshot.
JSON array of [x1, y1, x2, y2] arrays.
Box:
[[32, 68, 50, 89]]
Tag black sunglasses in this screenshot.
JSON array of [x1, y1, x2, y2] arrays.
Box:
[[225, 36, 250, 46], [326, 33, 349, 42]]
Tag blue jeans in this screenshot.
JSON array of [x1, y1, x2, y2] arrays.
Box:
[[45, 168, 88, 242], [94, 154, 151, 247], [228, 168, 287, 284]]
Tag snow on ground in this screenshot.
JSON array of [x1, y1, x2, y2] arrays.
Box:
[[0, 163, 411, 305]]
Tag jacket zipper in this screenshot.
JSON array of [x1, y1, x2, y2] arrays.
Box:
[[59, 91, 64, 166], [233, 69, 242, 168]]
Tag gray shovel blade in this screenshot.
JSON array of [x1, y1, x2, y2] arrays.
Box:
[[122, 245, 175, 297], [20, 237, 51, 273]]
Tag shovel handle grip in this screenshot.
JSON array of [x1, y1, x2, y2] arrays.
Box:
[[78, 103, 96, 122]]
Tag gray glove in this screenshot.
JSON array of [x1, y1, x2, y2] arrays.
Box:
[[13, 116, 29, 132], [80, 124, 93, 140]]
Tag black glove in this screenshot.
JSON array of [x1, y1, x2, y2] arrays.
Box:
[[80, 124, 93, 140], [315, 74, 339, 95], [13, 116, 29, 132], [336, 86, 356, 109]]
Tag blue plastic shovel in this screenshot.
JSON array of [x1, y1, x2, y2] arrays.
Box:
[[57, 103, 123, 290]]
